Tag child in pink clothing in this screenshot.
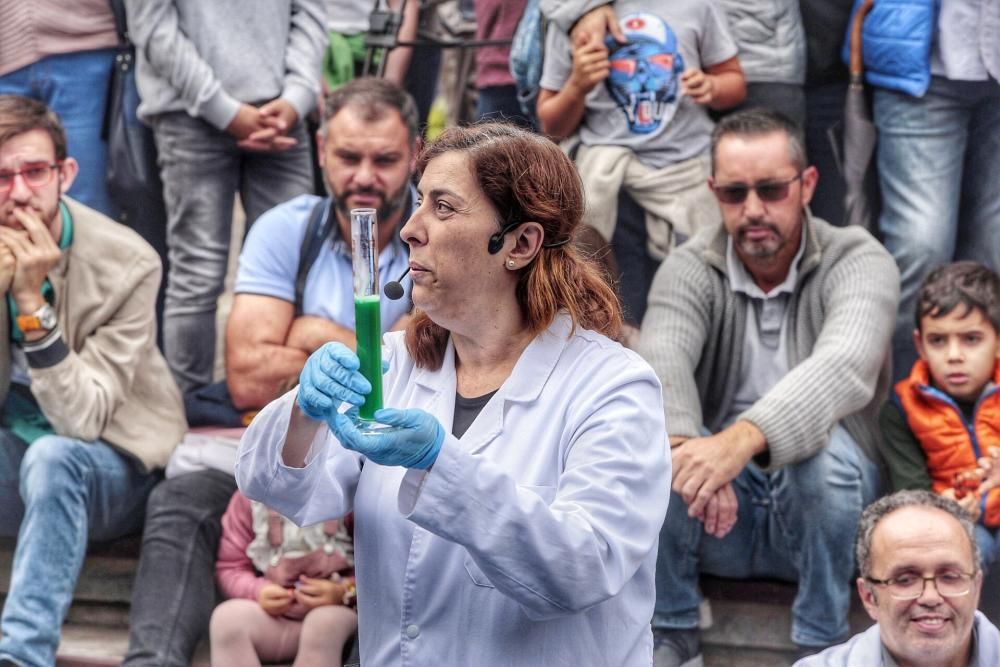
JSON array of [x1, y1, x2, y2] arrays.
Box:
[[209, 491, 358, 667]]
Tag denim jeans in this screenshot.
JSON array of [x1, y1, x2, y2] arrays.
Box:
[[0, 49, 119, 218], [653, 425, 882, 647], [123, 469, 237, 667], [476, 84, 535, 129], [874, 76, 1000, 380], [151, 112, 314, 393], [805, 82, 849, 227], [0, 430, 157, 667]]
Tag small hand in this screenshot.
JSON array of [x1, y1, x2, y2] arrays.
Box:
[[331, 407, 444, 470], [680, 68, 715, 106], [257, 583, 294, 616], [941, 486, 982, 522], [296, 342, 371, 422], [569, 4, 626, 46], [977, 447, 1000, 494], [567, 32, 611, 96], [294, 576, 339, 609]]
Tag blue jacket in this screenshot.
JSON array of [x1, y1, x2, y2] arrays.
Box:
[[841, 0, 938, 97]]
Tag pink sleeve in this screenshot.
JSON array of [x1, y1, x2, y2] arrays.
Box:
[[215, 491, 271, 601]]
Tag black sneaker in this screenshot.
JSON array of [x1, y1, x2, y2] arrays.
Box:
[[652, 627, 703, 667]]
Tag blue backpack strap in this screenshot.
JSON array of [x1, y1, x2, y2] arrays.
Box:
[[295, 198, 333, 317]]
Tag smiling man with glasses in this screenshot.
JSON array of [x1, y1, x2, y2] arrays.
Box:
[[796, 490, 1000, 666], [639, 107, 900, 665]]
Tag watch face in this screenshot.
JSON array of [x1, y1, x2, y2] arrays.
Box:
[[36, 305, 57, 330]]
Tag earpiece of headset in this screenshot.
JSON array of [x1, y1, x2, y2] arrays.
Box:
[[487, 222, 522, 255]]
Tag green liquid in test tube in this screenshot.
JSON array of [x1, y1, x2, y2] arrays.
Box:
[[354, 294, 383, 420], [351, 208, 385, 425]]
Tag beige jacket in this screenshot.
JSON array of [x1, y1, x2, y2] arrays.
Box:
[[0, 198, 185, 471]]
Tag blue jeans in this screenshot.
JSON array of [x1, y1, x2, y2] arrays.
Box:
[[0, 49, 119, 218], [151, 112, 314, 393], [476, 84, 535, 129], [653, 425, 881, 647], [874, 76, 1000, 380], [123, 469, 237, 667], [976, 525, 1000, 572], [0, 430, 157, 667]]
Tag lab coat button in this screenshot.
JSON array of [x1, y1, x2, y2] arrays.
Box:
[[405, 624, 420, 639]]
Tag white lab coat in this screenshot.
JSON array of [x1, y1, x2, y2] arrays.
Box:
[[236, 313, 671, 666]]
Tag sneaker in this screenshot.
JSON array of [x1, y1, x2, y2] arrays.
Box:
[[652, 628, 703, 667]]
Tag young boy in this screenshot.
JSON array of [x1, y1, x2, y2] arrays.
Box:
[[879, 261, 1000, 567], [535, 1, 745, 340]]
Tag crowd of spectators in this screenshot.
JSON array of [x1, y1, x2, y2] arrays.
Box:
[[0, 0, 997, 666]]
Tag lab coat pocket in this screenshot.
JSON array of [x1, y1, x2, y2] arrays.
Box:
[[464, 555, 495, 588]]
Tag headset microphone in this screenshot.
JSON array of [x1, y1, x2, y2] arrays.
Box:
[[383, 267, 410, 300]]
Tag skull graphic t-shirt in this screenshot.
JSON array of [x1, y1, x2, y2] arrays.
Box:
[[540, 0, 737, 169]]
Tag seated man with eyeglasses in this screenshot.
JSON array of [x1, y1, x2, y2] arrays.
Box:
[[0, 95, 184, 667], [795, 490, 1000, 666], [638, 107, 899, 666]]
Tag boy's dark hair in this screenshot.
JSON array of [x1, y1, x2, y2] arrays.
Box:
[[0, 95, 67, 160], [916, 261, 1000, 333]]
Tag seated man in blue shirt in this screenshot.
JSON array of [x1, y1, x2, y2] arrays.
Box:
[[123, 78, 420, 667]]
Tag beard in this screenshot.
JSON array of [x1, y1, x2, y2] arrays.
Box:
[[0, 198, 58, 233], [332, 181, 409, 225], [734, 220, 786, 260]]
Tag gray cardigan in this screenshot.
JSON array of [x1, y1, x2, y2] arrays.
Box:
[[639, 214, 899, 470]]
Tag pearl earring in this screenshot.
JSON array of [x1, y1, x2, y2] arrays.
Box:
[[507, 260, 516, 269]]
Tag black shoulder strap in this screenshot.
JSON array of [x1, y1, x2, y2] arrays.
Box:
[[108, 0, 129, 46], [294, 198, 334, 316]]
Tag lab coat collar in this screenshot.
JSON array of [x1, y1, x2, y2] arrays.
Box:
[[409, 313, 574, 454]]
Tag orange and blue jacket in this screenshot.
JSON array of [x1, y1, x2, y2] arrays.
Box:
[[894, 360, 1000, 526]]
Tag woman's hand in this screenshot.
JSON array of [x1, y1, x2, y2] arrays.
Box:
[[296, 342, 372, 422], [257, 583, 294, 616], [332, 407, 445, 470]]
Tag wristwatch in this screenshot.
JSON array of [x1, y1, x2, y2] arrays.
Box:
[[16, 303, 58, 333]]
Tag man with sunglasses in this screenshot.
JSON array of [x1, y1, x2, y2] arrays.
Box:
[[639, 107, 899, 666], [0, 95, 184, 667], [796, 490, 1000, 666]]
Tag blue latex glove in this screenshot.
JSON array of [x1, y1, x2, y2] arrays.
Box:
[[329, 407, 445, 470], [296, 342, 371, 421]]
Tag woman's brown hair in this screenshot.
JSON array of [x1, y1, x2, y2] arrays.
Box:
[[406, 123, 622, 369]]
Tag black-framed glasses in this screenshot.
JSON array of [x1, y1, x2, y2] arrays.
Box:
[[0, 162, 61, 193], [713, 172, 803, 204], [865, 571, 977, 600]]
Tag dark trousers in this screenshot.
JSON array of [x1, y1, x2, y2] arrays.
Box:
[[123, 469, 237, 666]]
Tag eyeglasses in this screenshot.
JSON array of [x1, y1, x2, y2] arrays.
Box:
[[865, 571, 977, 600], [712, 172, 803, 204], [0, 162, 61, 193]]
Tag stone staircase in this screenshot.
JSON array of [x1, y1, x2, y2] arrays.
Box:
[[1, 536, 998, 666]]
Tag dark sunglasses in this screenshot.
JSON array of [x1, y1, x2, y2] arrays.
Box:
[[712, 172, 803, 204]]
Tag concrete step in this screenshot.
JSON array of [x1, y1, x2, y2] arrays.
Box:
[[6, 536, 999, 666]]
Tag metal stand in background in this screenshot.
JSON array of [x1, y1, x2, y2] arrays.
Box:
[[362, 0, 513, 125]]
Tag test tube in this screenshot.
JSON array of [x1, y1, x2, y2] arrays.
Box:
[[351, 208, 383, 422]]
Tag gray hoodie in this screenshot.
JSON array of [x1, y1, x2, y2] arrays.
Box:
[[125, 0, 327, 129]]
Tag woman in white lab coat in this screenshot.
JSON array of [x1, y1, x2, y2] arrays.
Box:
[[235, 122, 670, 666]]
